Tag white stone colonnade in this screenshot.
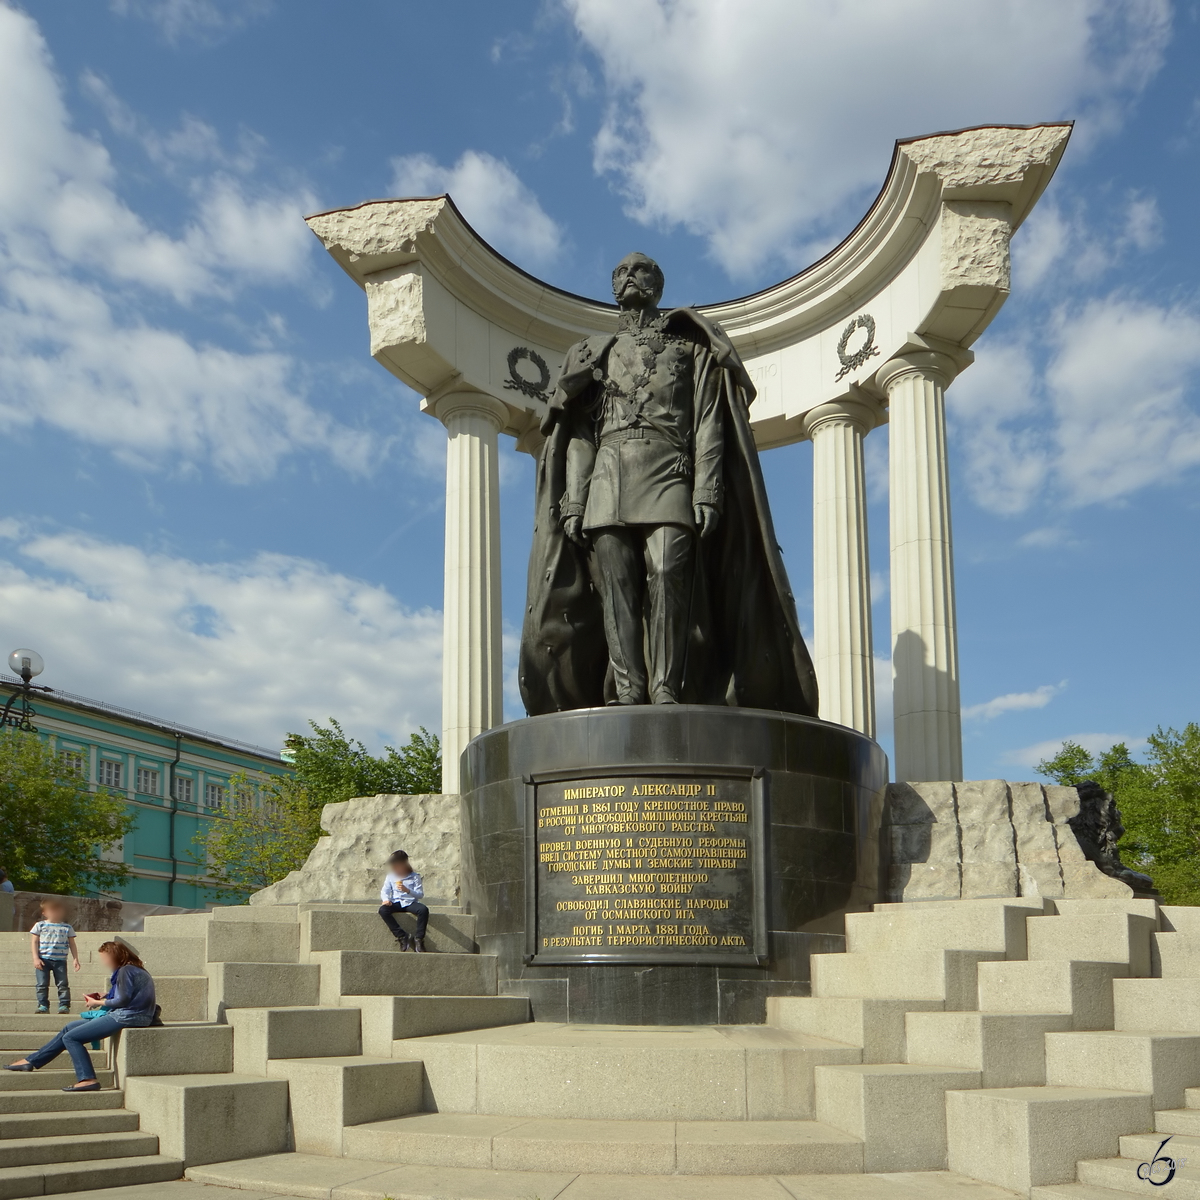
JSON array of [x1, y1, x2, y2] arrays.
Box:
[[306, 123, 1071, 791]]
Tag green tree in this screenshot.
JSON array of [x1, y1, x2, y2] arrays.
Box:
[[192, 772, 322, 897], [1037, 726, 1200, 905], [0, 728, 134, 895], [1036, 739, 1145, 794], [193, 720, 441, 897], [283, 719, 441, 807]]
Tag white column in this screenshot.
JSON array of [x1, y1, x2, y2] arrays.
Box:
[[877, 352, 962, 782], [802, 397, 879, 737], [433, 391, 507, 794]]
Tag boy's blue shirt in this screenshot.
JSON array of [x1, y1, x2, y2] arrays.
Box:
[[30, 920, 74, 959], [380, 871, 424, 907]]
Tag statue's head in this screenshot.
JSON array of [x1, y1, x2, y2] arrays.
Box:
[[612, 252, 664, 310]]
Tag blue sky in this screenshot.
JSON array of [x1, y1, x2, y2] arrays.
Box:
[[0, 0, 1196, 780]]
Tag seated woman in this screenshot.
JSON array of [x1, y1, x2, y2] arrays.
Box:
[[3, 940, 157, 1091]]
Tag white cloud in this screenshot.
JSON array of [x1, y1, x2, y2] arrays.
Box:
[[1017, 527, 1076, 549], [950, 296, 1200, 514], [1048, 297, 1200, 504], [1012, 191, 1166, 291], [963, 681, 1066, 722], [0, 5, 370, 481], [81, 71, 267, 177], [0, 11, 204, 299], [873, 655, 892, 734], [391, 150, 563, 269], [567, 0, 1170, 277], [1007, 731, 1146, 771], [0, 16, 314, 301], [109, 0, 272, 44], [864, 428, 889, 506], [0, 526, 440, 751], [947, 343, 1050, 515], [184, 177, 315, 285], [1124, 192, 1164, 251], [0, 269, 376, 481]]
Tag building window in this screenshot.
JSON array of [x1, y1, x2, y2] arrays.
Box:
[[173, 777, 193, 804], [205, 782, 226, 808], [135, 767, 160, 796], [58, 750, 86, 779], [99, 760, 122, 789]]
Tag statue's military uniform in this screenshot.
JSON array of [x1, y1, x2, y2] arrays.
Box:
[[559, 316, 724, 705]]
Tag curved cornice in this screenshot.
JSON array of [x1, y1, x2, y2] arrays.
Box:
[[307, 123, 1070, 360], [306, 196, 617, 353], [307, 123, 1070, 444]]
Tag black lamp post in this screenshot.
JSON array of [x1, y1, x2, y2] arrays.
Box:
[[2, 648, 46, 732]]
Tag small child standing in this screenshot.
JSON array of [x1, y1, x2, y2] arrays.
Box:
[[378, 851, 430, 952], [30, 899, 81, 1014]]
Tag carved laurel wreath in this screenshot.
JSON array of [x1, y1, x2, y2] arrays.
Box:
[[834, 313, 880, 381], [503, 346, 552, 402]]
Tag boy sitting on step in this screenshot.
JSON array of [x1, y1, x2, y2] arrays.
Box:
[[378, 850, 429, 952]]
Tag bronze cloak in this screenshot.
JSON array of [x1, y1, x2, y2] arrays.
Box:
[[518, 307, 819, 719]]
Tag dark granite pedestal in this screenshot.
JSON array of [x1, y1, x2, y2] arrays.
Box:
[[460, 705, 888, 1025]]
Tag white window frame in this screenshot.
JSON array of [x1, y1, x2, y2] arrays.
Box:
[[99, 759, 123, 789], [58, 749, 86, 779], [135, 766, 160, 796], [173, 776, 193, 804], [205, 782, 226, 808]]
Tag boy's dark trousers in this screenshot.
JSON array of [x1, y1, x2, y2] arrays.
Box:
[[35, 959, 70, 1009], [379, 901, 429, 942]]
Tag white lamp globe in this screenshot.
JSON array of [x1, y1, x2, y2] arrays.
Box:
[[7, 649, 44, 681]]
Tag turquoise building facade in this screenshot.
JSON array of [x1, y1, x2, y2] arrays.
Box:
[[1, 678, 291, 905]]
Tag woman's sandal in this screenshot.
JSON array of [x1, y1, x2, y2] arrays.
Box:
[[3, 1063, 33, 1072], [62, 1081, 100, 1091]]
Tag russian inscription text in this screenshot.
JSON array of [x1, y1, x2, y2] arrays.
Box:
[[528, 772, 763, 965]]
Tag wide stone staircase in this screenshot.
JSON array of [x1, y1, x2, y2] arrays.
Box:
[[0, 928, 206, 1195], [7, 896, 1200, 1197], [0, 901, 519, 1197]]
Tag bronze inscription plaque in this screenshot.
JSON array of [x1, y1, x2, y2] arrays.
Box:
[[527, 771, 766, 966]]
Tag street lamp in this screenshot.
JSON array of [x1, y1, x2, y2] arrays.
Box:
[[3, 648, 46, 732]]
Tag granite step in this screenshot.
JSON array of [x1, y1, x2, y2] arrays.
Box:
[[0, 1088, 125, 1114], [340, 1112, 864, 1175], [0, 1152, 182, 1197], [300, 908, 478, 957], [1, 1046, 105, 1068], [768, 995, 944, 1064], [0, 1068, 115, 1091], [1030, 1185, 1146, 1199], [1156, 1107, 1200, 1137], [947, 1085, 1153, 1194], [0, 1128, 158, 1168], [0, 1107, 141, 1139], [187, 1151, 1029, 1199], [811, 949, 1002, 1009], [0, 982, 113, 999], [0, 1015, 81, 1032], [351, 993, 530, 1055], [390, 1021, 861, 1122], [1077, 1148, 1200, 1196], [310, 950, 499, 1004], [1119, 1128, 1200, 1167]]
